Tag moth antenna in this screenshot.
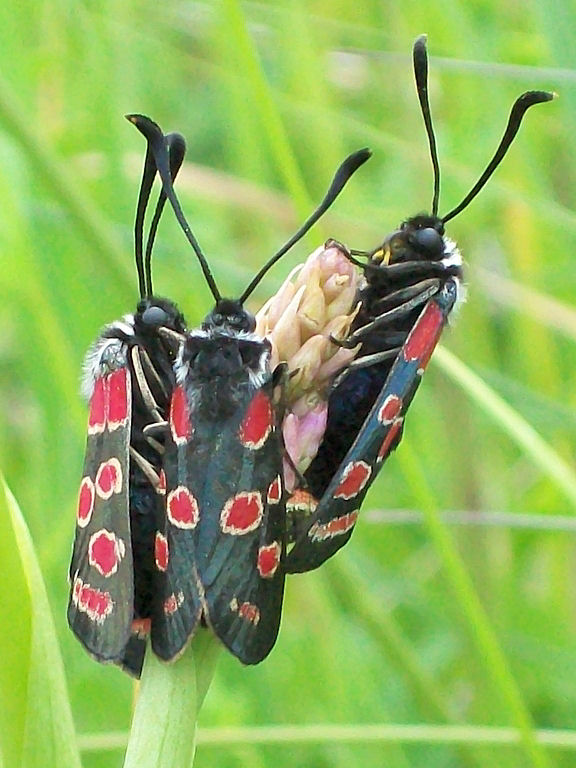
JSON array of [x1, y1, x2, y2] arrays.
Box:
[[143, 132, 187, 296], [239, 147, 372, 304], [441, 90, 555, 224], [126, 114, 221, 303], [133, 142, 157, 299], [413, 35, 441, 217]]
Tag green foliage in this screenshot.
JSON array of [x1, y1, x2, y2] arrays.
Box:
[[0, 0, 575, 766], [0, 479, 80, 768]]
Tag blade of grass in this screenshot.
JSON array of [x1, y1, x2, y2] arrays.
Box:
[[0, 477, 81, 768], [79, 722, 576, 751], [434, 346, 576, 509], [397, 442, 551, 768], [221, 0, 317, 230]]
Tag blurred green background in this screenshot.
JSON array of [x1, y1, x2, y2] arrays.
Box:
[[1, 0, 575, 766]]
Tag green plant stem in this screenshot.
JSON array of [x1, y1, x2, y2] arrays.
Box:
[[123, 631, 221, 768], [79, 722, 576, 752], [434, 347, 576, 509], [398, 443, 551, 768]]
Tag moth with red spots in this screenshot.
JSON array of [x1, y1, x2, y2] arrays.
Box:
[[285, 36, 554, 572], [68, 127, 190, 674], [68, 112, 371, 673], [128, 116, 370, 665]]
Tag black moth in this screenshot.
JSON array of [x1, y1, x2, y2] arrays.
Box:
[[68, 113, 370, 676], [284, 35, 554, 572]]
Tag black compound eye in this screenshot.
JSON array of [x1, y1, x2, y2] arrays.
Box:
[[141, 305, 170, 326], [411, 227, 444, 257], [212, 313, 223, 325]]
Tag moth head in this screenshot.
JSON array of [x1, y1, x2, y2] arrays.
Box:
[[135, 296, 187, 334], [203, 299, 256, 334]]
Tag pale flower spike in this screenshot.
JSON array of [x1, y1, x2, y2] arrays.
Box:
[[255, 240, 360, 489]]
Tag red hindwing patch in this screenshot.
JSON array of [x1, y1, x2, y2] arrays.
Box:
[[155, 532, 169, 571], [164, 591, 184, 616], [106, 368, 129, 430], [333, 461, 372, 500], [72, 575, 113, 624], [77, 477, 95, 528], [230, 597, 261, 625], [220, 491, 263, 535], [167, 486, 199, 529], [309, 510, 359, 542], [131, 618, 151, 637], [169, 386, 192, 444], [257, 542, 281, 578], [88, 529, 126, 577], [266, 476, 282, 505], [378, 394, 403, 424], [95, 458, 123, 500], [403, 302, 444, 364], [156, 469, 167, 496], [238, 391, 273, 449], [286, 489, 319, 515]]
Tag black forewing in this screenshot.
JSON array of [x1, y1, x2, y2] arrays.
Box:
[[68, 340, 134, 663], [285, 280, 458, 573], [154, 363, 286, 664]]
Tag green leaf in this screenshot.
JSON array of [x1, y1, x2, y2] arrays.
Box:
[[0, 478, 81, 768]]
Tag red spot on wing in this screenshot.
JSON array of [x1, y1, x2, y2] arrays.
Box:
[[286, 489, 318, 515], [257, 542, 281, 578], [230, 598, 260, 625], [333, 461, 372, 500], [88, 529, 126, 577], [95, 458, 123, 500], [220, 492, 263, 535], [170, 386, 192, 444], [403, 301, 444, 364], [266, 476, 282, 505], [155, 532, 169, 571], [88, 377, 107, 434], [238, 391, 273, 449], [107, 368, 129, 430], [377, 419, 403, 463], [157, 469, 167, 496], [131, 618, 151, 637], [167, 487, 199, 529], [378, 394, 403, 424], [309, 510, 359, 542], [164, 591, 184, 616], [72, 576, 113, 623], [77, 477, 95, 527]]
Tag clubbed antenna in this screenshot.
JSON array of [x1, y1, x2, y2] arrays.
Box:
[[411, 36, 554, 225], [126, 114, 221, 302], [413, 35, 441, 217], [239, 147, 372, 303], [143, 132, 187, 296], [441, 90, 555, 223]]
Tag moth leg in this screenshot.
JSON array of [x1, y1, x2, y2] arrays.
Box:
[[130, 446, 164, 490], [372, 278, 442, 313], [131, 347, 164, 421], [137, 347, 170, 400], [143, 421, 169, 437], [342, 281, 441, 347], [367, 259, 459, 281], [332, 348, 404, 389]]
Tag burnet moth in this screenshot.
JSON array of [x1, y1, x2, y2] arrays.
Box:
[[68, 113, 371, 674], [68, 127, 192, 675], [284, 35, 554, 573]]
